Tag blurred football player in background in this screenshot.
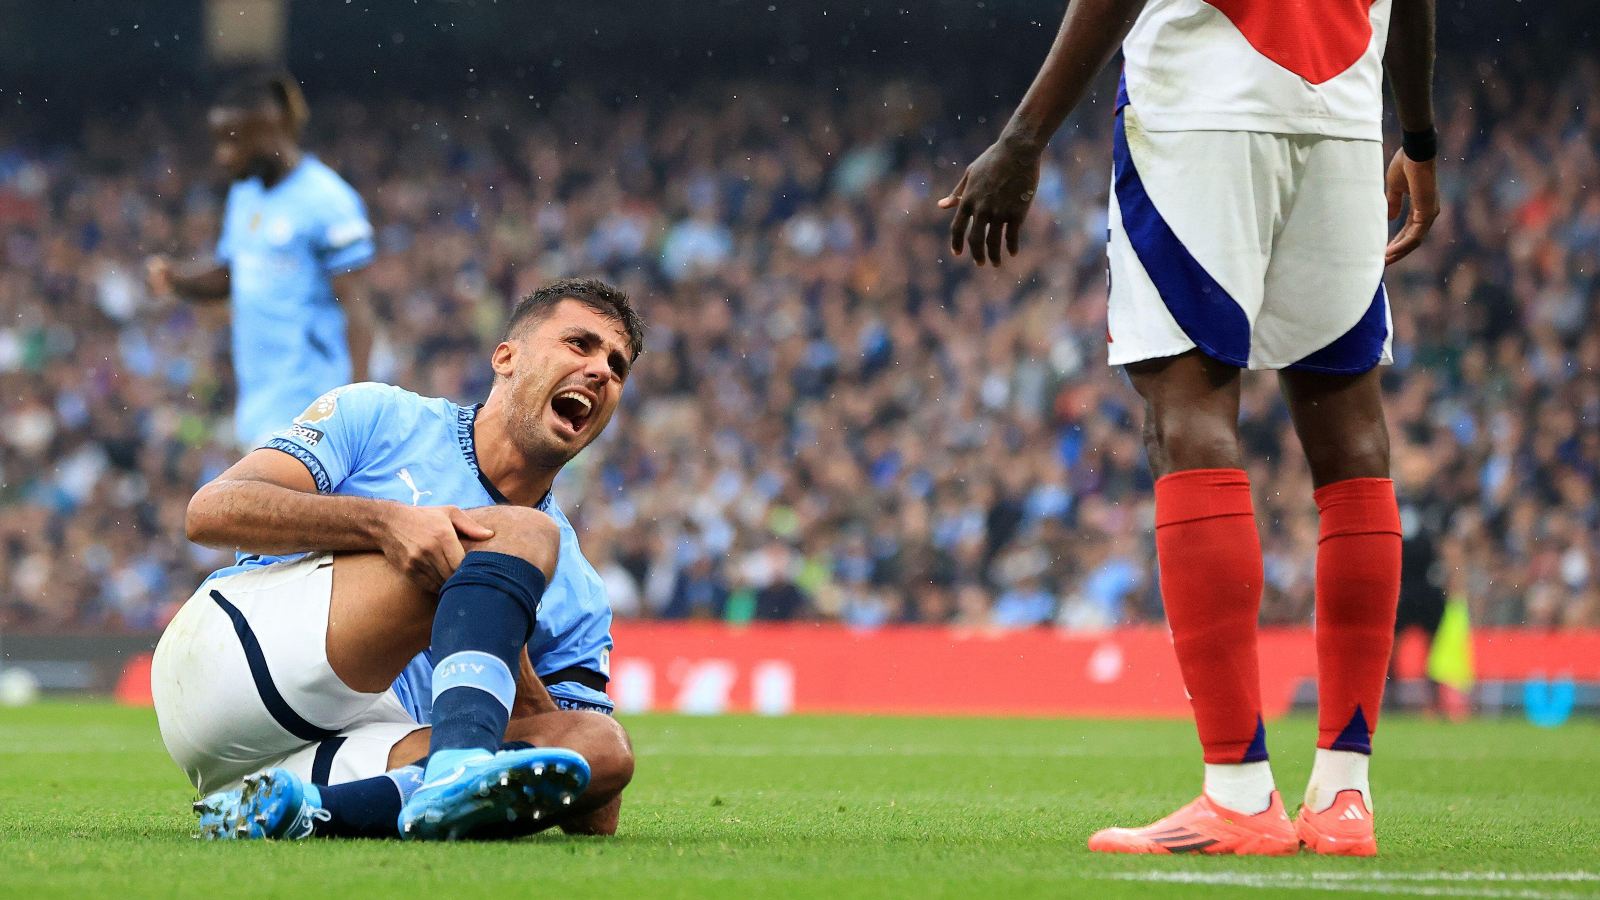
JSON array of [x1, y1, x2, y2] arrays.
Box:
[[147, 70, 376, 449]]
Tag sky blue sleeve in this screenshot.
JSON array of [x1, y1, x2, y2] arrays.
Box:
[[215, 186, 239, 263], [313, 177, 375, 275], [260, 382, 390, 493]]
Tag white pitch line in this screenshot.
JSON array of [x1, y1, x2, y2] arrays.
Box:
[[643, 744, 1117, 758], [1105, 871, 1599, 900], [1308, 874, 1600, 884]]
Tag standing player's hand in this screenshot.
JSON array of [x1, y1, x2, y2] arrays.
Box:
[[145, 255, 174, 296], [939, 140, 1042, 267], [376, 504, 495, 593], [1383, 149, 1439, 265]]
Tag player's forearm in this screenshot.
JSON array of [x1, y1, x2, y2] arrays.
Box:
[[186, 479, 395, 555], [1000, 0, 1148, 152], [1384, 0, 1436, 132], [334, 273, 374, 382], [170, 262, 231, 302]]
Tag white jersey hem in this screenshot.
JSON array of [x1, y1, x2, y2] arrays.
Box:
[[1132, 110, 1381, 142]]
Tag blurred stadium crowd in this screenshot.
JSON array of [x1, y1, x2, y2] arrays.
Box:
[[0, 56, 1596, 633]]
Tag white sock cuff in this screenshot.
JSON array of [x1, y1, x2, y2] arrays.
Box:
[[1203, 760, 1276, 815], [1305, 748, 1372, 813]]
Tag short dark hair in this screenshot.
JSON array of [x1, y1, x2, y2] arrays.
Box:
[[214, 70, 309, 135], [505, 277, 646, 361]]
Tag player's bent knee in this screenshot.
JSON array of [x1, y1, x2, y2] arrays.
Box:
[[569, 714, 634, 797], [594, 715, 635, 794], [464, 506, 561, 577]]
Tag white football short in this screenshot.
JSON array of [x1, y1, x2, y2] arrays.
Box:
[[1106, 105, 1393, 373], [151, 554, 425, 794]]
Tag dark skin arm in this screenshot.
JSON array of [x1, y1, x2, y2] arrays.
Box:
[[186, 448, 494, 592], [1384, 0, 1435, 134], [147, 256, 230, 302], [332, 270, 375, 382], [940, 0, 1149, 267], [1382, 0, 1439, 264]]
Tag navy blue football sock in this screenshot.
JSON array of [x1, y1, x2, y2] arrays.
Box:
[[427, 551, 547, 756], [307, 766, 423, 838]]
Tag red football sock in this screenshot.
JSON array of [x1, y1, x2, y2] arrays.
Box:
[[1155, 469, 1267, 764], [1313, 477, 1402, 754]]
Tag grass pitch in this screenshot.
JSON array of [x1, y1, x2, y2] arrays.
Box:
[[2, 703, 1597, 898]]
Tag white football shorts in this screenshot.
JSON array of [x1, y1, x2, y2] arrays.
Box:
[[1106, 105, 1393, 373], [151, 554, 425, 794]]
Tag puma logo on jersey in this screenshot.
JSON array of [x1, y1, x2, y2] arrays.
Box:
[[397, 468, 432, 506]]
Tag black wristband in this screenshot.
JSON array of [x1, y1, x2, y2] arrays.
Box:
[[1401, 127, 1438, 163]]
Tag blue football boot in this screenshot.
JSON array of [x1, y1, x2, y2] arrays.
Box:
[[193, 768, 328, 840], [398, 747, 590, 841]]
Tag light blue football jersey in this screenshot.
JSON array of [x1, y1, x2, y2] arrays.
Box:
[[216, 155, 375, 447], [204, 382, 614, 714]]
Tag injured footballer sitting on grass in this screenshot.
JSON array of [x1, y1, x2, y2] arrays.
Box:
[[151, 277, 643, 841]]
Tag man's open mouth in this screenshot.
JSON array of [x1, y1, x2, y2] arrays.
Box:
[[551, 389, 595, 434]]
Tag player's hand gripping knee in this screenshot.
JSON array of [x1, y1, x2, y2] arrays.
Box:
[[1383, 149, 1438, 265], [375, 504, 495, 593], [939, 139, 1041, 268]]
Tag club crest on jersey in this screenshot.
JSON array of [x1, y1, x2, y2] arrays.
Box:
[[266, 217, 294, 245]]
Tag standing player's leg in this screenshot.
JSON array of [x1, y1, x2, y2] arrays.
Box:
[[1130, 352, 1267, 797], [1280, 366, 1400, 855], [1088, 351, 1296, 855], [1255, 120, 1393, 854], [1090, 111, 1298, 854]]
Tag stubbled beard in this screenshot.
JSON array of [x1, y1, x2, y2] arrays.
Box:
[[510, 402, 583, 469]]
